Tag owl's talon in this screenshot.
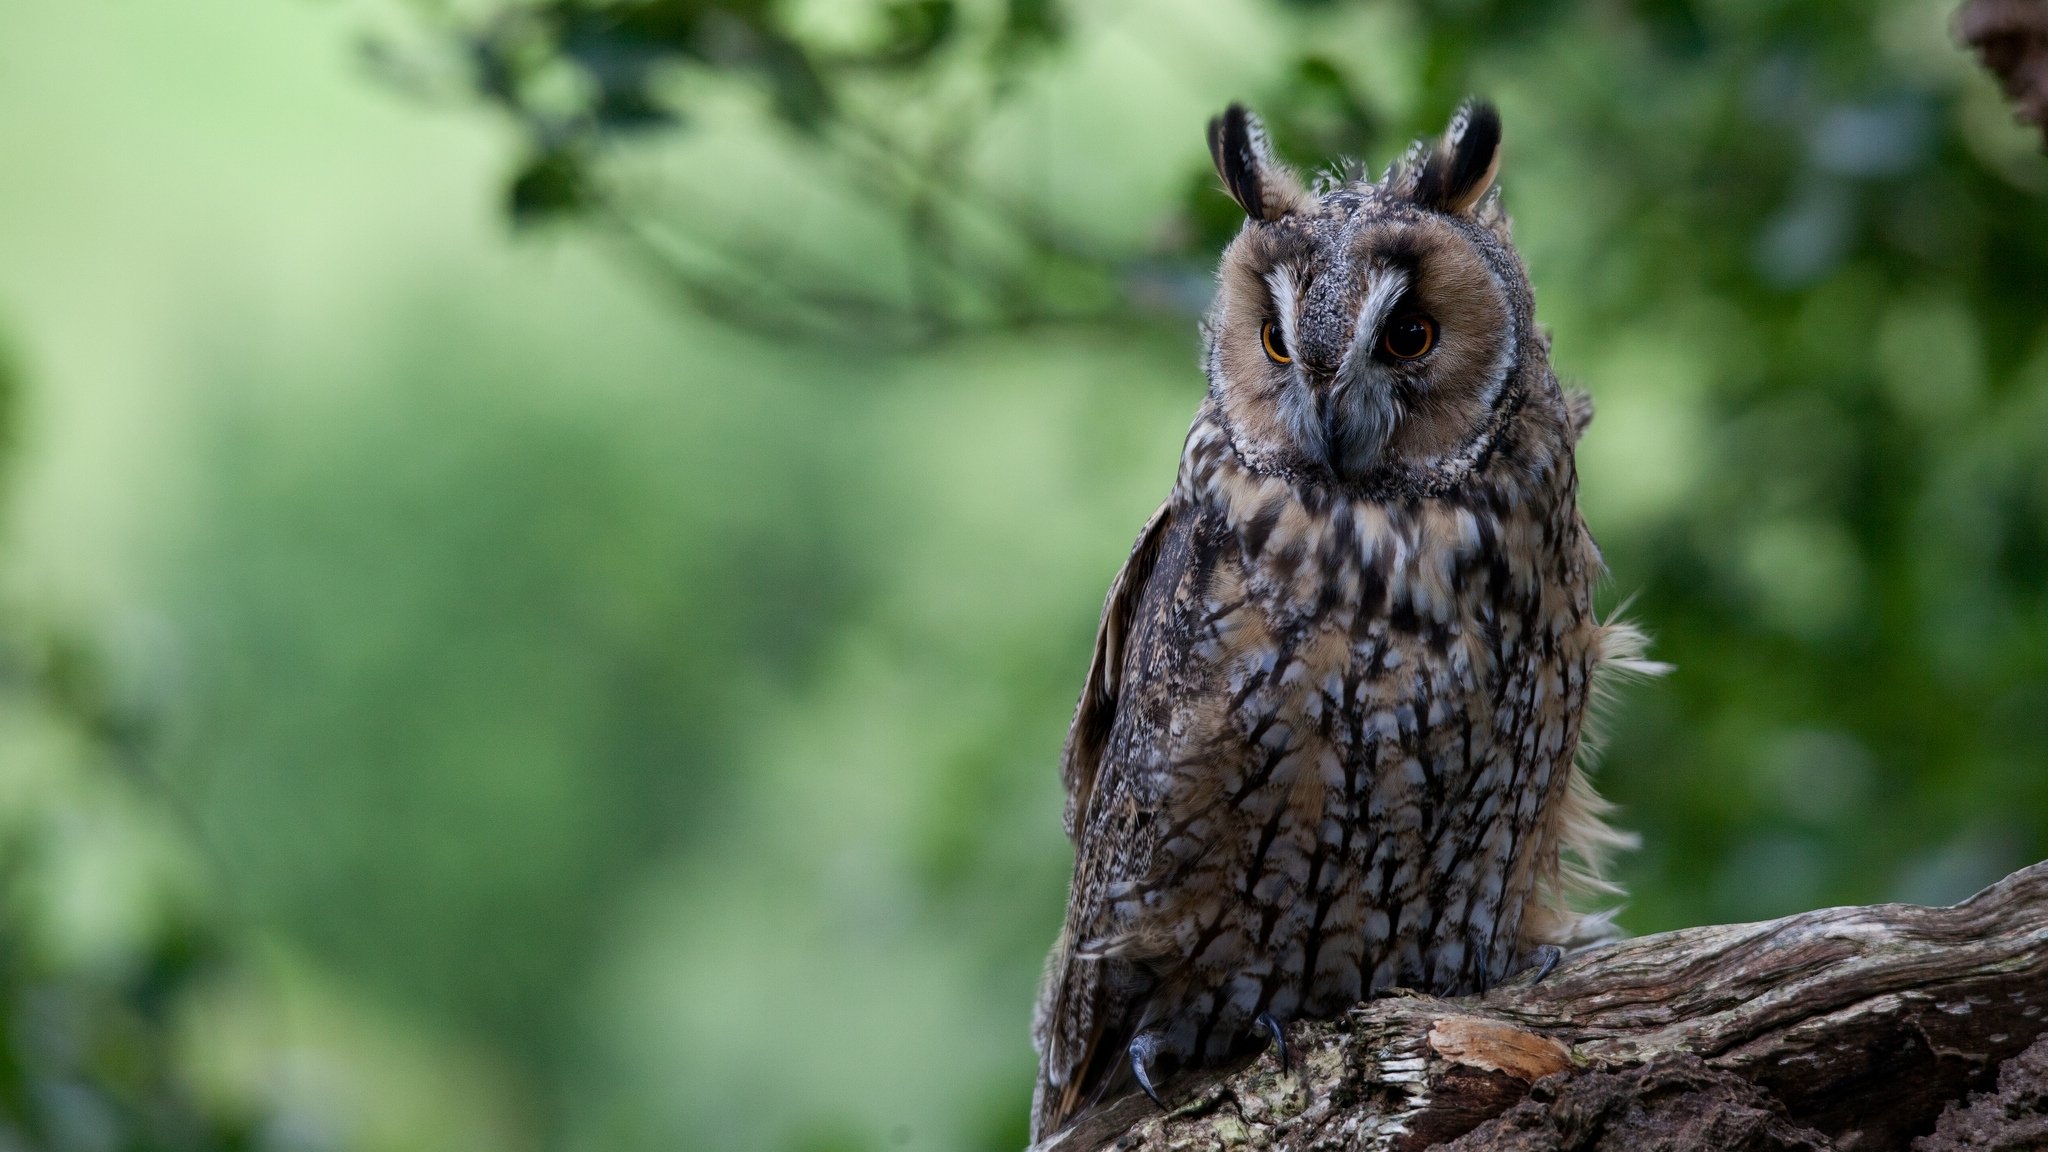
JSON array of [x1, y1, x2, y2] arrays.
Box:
[[1129, 1034, 1166, 1111], [1256, 1012, 1289, 1073], [1528, 944, 1564, 984]]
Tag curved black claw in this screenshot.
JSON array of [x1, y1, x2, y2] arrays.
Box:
[[1528, 944, 1564, 984], [1256, 1012, 1289, 1073], [1129, 1034, 1166, 1112]]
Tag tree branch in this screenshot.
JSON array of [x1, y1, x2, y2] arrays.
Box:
[[1031, 860, 2048, 1152]]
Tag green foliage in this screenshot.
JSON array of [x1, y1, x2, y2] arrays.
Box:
[[1, 1, 2045, 1152], [0, 378, 247, 1147]]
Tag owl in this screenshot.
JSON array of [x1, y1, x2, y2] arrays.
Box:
[[1030, 101, 1657, 1141]]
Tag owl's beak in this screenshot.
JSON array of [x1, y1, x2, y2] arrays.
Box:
[[1322, 364, 1397, 477], [1321, 283, 1405, 476]]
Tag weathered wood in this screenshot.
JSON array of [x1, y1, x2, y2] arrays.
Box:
[[1913, 1031, 2048, 1151], [1030, 860, 2048, 1152]]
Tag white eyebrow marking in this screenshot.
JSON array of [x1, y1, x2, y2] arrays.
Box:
[[1338, 265, 1411, 381], [1264, 266, 1301, 363], [1261, 264, 1323, 461]]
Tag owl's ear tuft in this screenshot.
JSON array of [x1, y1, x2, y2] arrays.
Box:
[[1412, 100, 1502, 216], [1208, 103, 1308, 222]]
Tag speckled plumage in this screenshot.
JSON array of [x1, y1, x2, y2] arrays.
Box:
[[1030, 102, 1658, 1140]]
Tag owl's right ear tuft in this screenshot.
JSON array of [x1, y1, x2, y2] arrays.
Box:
[[1208, 104, 1308, 222]]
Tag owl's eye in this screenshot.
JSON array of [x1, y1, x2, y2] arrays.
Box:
[[1381, 314, 1437, 361], [1260, 320, 1292, 365]]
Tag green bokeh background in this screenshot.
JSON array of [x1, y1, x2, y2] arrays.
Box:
[[1, 1, 2044, 1150]]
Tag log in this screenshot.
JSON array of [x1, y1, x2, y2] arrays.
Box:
[[1029, 860, 2048, 1152]]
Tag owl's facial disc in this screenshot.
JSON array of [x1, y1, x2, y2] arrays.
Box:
[[1211, 214, 1518, 484], [1232, 258, 1417, 480]]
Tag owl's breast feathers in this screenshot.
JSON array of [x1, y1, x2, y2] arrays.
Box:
[[1034, 388, 1641, 1137]]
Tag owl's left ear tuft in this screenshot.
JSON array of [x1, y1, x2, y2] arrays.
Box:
[[1208, 103, 1308, 222], [1413, 100, 1502, 216]]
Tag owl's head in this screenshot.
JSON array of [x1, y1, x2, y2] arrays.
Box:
[[1201, 101, 1547, 489]]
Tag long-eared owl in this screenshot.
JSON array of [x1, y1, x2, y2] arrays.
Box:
[[1030, 101, 1659, 1140]]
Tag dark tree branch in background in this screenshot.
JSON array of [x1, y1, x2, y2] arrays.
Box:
[[1960, 0, 2048, 147], [1031, 861, 2048, 1152], [376, 0, 1129, 344]]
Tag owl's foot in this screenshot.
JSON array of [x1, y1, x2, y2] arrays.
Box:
[[1256, 1012, 1289, 1073], [1527, 944, 1564, 984], [1128, 1033, 1167, 1111]]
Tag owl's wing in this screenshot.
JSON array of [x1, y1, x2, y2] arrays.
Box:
[[1036, 501, 1185, 1139], [1058, 500, 1172, 840]]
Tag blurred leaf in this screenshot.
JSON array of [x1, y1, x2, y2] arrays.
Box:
[[508, 147, 592, 223], [1000, 0, 1062, 49], [869, 1, 956, 68]]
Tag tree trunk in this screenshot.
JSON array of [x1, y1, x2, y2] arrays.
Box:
[[1029, 860, 2048, 1152]]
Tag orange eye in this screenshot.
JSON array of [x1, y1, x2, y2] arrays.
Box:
[[1381, 314, 1437, 361], [1261, 320, 1292, 365]]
